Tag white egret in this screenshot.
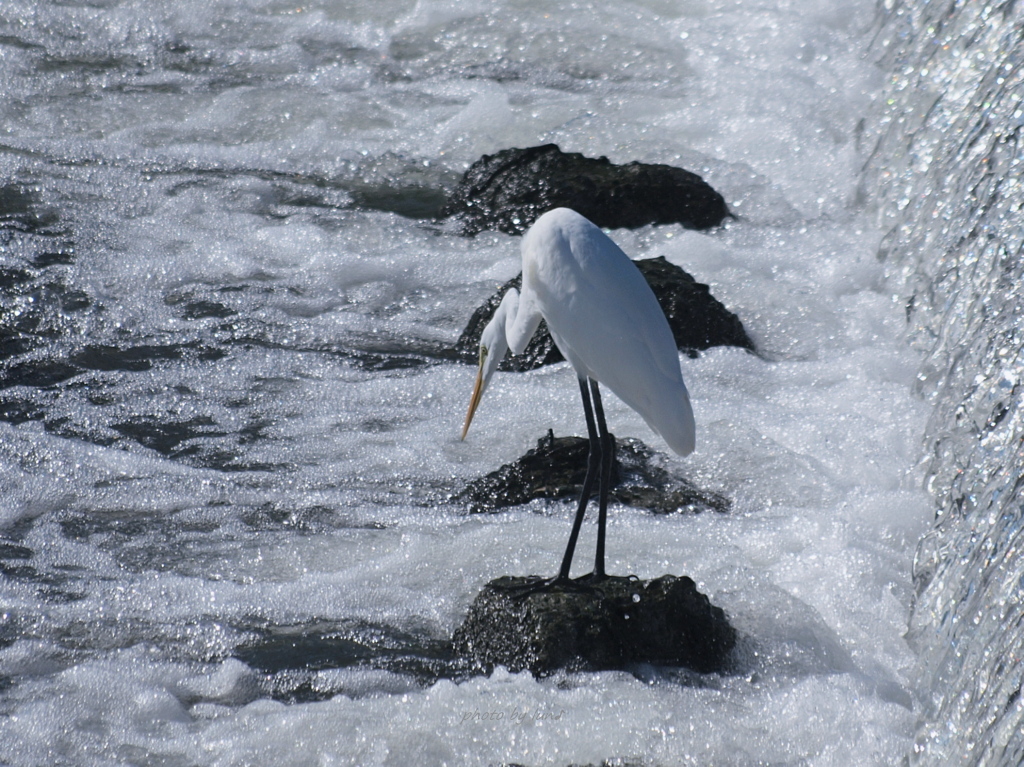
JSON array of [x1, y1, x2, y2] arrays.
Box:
[[461, 207, 695, 586]]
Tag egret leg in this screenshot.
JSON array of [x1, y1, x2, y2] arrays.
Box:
[[588, 379, 613, 581], [554, 376, 601, 581], [493, 376, 602, 598]]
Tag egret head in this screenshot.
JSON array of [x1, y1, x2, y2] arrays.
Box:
[[460, 312, 508, 440]]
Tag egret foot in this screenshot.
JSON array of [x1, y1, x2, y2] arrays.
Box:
[[489, 574, 597, 599]]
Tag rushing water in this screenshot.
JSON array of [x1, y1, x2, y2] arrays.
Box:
[[867, 1, 1024, 764], [0, 1, 942, 764]]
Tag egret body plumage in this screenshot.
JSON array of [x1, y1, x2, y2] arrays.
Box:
[[462, 207, 695, 584]]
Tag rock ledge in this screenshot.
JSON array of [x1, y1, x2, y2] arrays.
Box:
[[453, 432, 730, 514], [440, 144, 730, 235], [453, 574, 735, 676], [454, 257, 754, 371]]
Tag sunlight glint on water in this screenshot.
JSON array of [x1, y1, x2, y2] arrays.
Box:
[[0, 1, 932, 764]]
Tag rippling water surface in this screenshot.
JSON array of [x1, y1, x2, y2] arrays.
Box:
[[0, 1, 934, 764]]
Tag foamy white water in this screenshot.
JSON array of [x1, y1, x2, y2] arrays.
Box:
[[0, 1, 933, 764]]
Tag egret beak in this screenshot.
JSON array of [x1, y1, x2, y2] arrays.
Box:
[[460, 355, 486, 440], [460, 312, 506, 439]]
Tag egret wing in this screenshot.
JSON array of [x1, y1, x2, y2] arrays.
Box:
[[524, 208, 694, 455]]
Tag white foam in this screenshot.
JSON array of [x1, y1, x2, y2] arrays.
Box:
[[0, 0, 933, 764]]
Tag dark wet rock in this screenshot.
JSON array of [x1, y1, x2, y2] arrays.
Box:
[[453, 574, 736, 676], [454, 257, 755, 371], [454, 432, 729, 514], [637, 256, 753, 352], [440, 144, 730, 236]]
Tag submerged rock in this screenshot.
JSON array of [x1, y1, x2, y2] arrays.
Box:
[[454, 256, 755, 371], [452, 574, 736, 675], [440, 144, 730, 236], [453, 431, 730, 514]]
